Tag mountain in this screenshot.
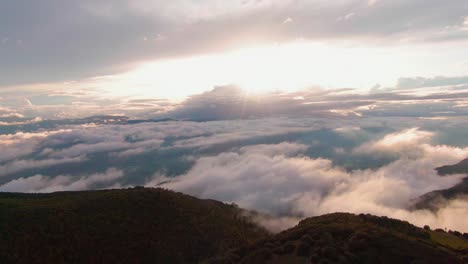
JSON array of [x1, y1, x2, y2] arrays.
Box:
[[0, 188, 466, 264], [437, 158, 468, 176], [0, 188, 268, 264], [413, 177, 468, 210], [412, 158, 468, 210], [206, 213, 468, 264]]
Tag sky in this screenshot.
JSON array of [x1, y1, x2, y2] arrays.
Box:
[[1, 0, 468, 101], [1, 0, 468, 232]]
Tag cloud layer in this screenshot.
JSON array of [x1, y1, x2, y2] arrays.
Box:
[[0, 168, 123, 193], [0, 113, 467, 233], [151, 128, 468, 232]]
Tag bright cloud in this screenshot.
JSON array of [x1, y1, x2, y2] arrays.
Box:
[[355, 128, 434, 158]]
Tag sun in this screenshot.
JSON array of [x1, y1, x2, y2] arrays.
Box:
[[84, 40, 435, 100], [93, 42, 326, 99]]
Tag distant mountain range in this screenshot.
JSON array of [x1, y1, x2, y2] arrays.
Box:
[[0, 188, 466, 264]]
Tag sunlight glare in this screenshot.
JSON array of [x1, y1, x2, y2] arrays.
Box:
[[90, 41, 460, 100]]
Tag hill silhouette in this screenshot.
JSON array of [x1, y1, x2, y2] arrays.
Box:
[[413, 158, 468, 210], [0, 188, 467, 263], [413, 177, 468, 210], [207, 213, 468, 264], [437, 158, 468, 176], [0, 187, 268, 264]]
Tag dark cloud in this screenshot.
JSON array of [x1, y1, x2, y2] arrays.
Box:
[[0, 0, 166, 85], [160, 84, 468, 121], [2, 79, 468, 122], [164, 86, 373, 121]]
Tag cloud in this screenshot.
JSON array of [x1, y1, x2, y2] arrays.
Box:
[[397, 76, 468, 89], [0, 106, 25, 121], [238, 142, 308, 156], [0, 157, 86, 177], [0, 168, 123, 193], [34, 125, 164, 159], [337, 13, 356, 22], [2, 73, 468, 121], [0, 103, 467, 181], [0, 119, 323, 179], [282, 17, 293, 24], [170, 122, 315, 149], [0, 112, 467, 233], [0, 103, 467, 175], [0, 130, 70, 163], [354, 128, 434, 158], [164, 86, 375, 121], [161, 85, 468, 121], [152, 129, 468, 232]]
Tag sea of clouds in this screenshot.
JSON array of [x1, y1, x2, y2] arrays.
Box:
[[1, 83, 468, 232], [0, 115, 467, 232]]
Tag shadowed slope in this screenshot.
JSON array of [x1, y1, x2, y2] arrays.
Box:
[[437, 158, 468, 176], [1, 188, 466, 264], [206, 213, 468, 264], [0, 187, 268, 264], [413, 159, 468, 210]]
